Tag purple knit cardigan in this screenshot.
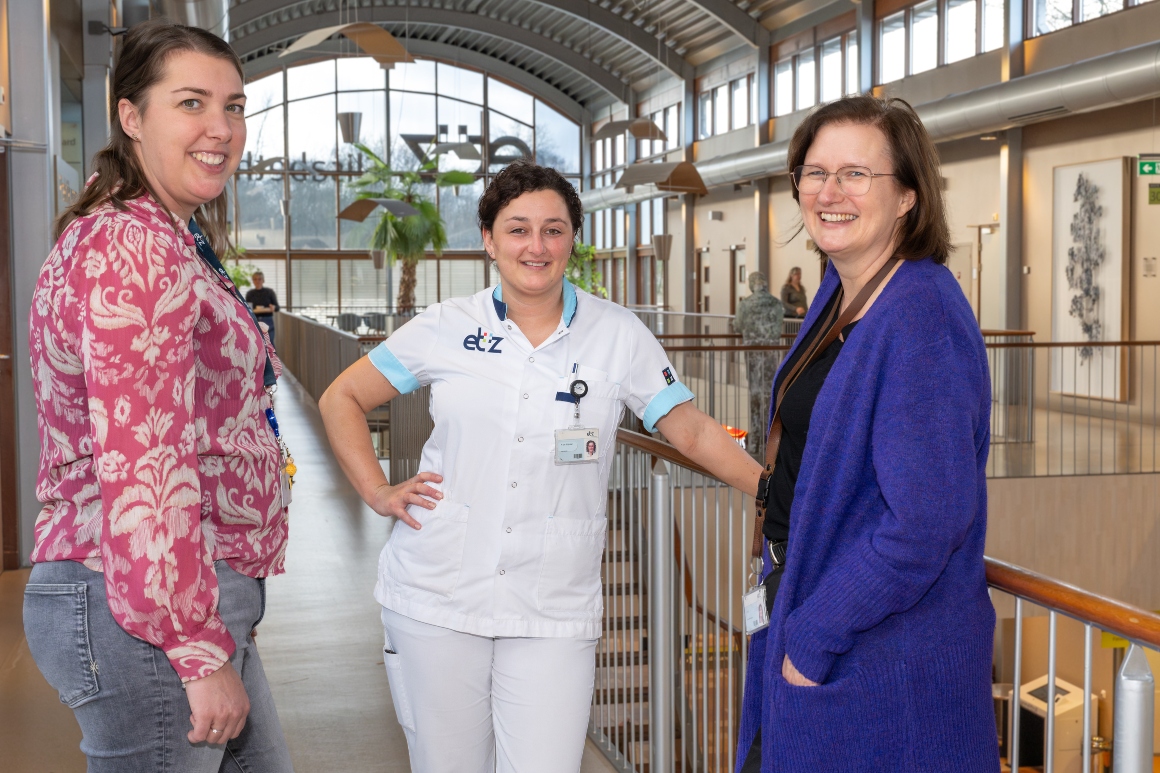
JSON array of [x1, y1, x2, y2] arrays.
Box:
[[736, 257, 1000, 772]]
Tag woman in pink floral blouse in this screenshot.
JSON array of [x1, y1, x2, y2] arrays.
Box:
[[22, 20, 294, 772]]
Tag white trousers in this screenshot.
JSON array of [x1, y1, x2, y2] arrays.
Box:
[[381, 607, 598, 773]]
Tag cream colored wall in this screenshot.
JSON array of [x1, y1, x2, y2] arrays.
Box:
[[693, 186, 757, 315]]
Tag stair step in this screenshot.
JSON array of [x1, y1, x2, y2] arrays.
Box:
[[607, 615, 647, 631], [595, 650, 649, 666], [593, 685, 649, 704], [602, 549, 640, 564], [604, 582, 642, 596]]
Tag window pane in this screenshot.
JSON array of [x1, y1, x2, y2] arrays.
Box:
[[438, 62, 484, 104], [911, 1, 939, 74], [244, 104, 284, 165], [796, 49, 816, 111], [1081, 0, 1122, 20], [983, 0, 1005, 51], [615, 134, 625, 167], [946, 0, 978, 62], [535, 100, 579, 172], [245, 71, 283, 113], [731, 78, 749, 129], [487, 77, 534, 122], [488, 110, 533, 173], [846, 35, 860, 94], [639, 200, 651, 242], [341, 258, 390, 313], [1034, 0, 1073, 33], [594, 139, 604, 173], [391, 60, 436, 93], [775, 59, 794, 116], [390, 91, 436, 171], [820, 38, 843, 103], [880, 12, 907, 83], [237, 175, 284, 250], [338, 177, 374, 251], [714, 85, 729, 134], [437, 96, 483, 174], [291, 259, 338, 312], [665, 105, 680, 150], [289, 176, 336, 249], [337, 91, 386, 171], [336, 57, 385, 91], [698, 91, 713, 138], [288, 94, 336, 167], [614, 207, 625, 248], [287, 60, 335, 101], [441, 178, 485, 249]]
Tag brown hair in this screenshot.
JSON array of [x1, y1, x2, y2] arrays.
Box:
[[786, 95, 950, 264], [54, 18, 243, 256], [477, 159, 583, 235], [785, 266, 801, 285]]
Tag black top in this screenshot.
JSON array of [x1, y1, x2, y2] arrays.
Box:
[[245, 287, 280, 318], [762, 291, 858, 543]]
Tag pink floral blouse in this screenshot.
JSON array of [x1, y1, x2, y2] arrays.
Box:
[[28, 194, 288, 682]]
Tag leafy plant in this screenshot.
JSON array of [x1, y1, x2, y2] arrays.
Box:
[[567, 241, 608, 298], [222, 245, 259, 290], [352, 143, 475, 312]]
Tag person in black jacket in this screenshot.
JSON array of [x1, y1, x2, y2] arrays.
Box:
[[245, 270, 280, 346]]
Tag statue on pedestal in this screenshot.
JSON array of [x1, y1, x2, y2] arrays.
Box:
[[733, 271, 785, 460]]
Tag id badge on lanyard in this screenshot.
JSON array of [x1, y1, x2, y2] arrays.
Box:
[[742, 558, 769, 634], [555, 375, 600, 464]]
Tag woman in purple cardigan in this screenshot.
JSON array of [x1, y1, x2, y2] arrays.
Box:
[[737, 96, 999, 771]]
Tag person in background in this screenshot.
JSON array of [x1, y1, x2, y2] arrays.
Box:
[[780, 266, 809, 317], [737, 95, 997, 771], [23, 19, 294, 773], [246, 270, 280, 347]]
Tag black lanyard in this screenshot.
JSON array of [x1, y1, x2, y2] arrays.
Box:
[[188, 220, 277, 390]]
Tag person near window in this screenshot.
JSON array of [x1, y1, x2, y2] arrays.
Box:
[[246, 270, 280, 347], [780, 266, 809, 317], [737, 95, 998, 771], [23, 20, 294, 773], [319, 160, 762, 773]]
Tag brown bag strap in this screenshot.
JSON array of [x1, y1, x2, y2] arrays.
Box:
[[750, 257, 900, 558]]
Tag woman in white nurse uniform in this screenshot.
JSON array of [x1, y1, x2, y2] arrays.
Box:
[[320, 160, 762, 773]]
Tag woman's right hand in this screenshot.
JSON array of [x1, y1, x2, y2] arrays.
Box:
[[369, 472, 444, 529], [186, 661, 250, 745]]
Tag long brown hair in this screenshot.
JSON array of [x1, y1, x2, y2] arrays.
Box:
[[786, 95, 951, 264], [54, 19, 243, 257]]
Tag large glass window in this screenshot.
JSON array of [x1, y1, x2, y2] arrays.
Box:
[[698, 91, 714, 139], [946, 0, 978, 63], [796, 49, 816, 111], [731, 77, 750, 129], [819, 38, 843, 103], [845, 34, 860, 95], [983, 0, 1005, 51], [714, 84, 730, 134], [774, 59, 794, 116], [880, 12, 907, 83], [910, 0, 939, 74]]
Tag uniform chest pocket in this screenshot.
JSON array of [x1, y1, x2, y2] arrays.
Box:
[[387, 501, 471, 599], [535, 517, 608, 612]]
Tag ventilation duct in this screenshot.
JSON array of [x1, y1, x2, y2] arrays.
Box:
[[155, 1, 229, 38], [581, 40, 1160, 211]]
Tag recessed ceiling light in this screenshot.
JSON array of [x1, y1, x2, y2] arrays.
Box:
[[980, 135, 998, 141]]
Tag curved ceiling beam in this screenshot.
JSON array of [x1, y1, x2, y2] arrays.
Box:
[[231, 6, 632, 104], [228, 0, 695, 80], [671, 0, 766, 47], [243, 37, 590, 122]]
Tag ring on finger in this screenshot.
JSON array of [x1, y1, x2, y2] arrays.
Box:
[[211, 728, 222, 735]]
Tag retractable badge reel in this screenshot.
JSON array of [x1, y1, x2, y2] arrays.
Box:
[[555, 379, 600, 464]]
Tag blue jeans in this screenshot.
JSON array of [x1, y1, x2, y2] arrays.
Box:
[[24, 559, 294, 773]]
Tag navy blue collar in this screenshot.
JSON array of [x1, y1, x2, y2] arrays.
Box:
[[492, 280, 577, 327]]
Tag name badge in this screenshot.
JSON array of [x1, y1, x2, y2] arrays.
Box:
[[555, 427, 600, 464], [742, 585, 769, 634]]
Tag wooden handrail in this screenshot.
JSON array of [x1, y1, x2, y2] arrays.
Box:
[[617, 428, 1160, 649]]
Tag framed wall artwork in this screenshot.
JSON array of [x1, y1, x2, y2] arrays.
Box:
[[1050, 157, 1131, 401]]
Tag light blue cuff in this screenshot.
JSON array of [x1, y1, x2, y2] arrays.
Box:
[[642, 382, 696, 433], [368, 343, 420, 395]]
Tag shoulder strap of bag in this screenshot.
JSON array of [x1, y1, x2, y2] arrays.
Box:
[[749, 257, 900, 558]]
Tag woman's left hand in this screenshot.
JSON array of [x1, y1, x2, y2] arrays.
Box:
[[781, 655, 819, 687]]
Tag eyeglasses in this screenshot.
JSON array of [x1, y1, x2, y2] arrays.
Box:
[[791, 165, 895, 196]]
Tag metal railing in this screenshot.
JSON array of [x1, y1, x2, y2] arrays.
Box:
[[599, 430, 1159, 773]]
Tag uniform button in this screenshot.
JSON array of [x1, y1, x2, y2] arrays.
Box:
[[517, 436, 524, 442], [522, 393, 529, 399], [506, 527, 512, 533], [529, 356, 535, 362], [499, 569, 506, 575], [506, 324, 512, 330], [511, 481, 518, 488]]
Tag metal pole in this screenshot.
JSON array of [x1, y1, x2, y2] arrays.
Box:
[[1047, 612, 1057, 772], [1083, 623, 1092, 773], [1113, 643, 1155, 773], [649, 460, 674, 773], [1011, 599, 1023, 771]]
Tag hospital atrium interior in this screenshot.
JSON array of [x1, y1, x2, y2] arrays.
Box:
[[3, 0, 1160, 770]]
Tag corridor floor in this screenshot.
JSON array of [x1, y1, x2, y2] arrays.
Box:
[[0, 372, 615, 773]]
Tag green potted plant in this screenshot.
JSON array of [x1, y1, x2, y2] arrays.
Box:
[[566, 241, 608, 298], [223, 244, 259, 290], [352, 144, 475, 313]]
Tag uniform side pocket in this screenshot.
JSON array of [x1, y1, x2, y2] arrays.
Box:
[[535, 517, 608, 612], [387, 500, 471, 598], [23, 583, 100, 708]]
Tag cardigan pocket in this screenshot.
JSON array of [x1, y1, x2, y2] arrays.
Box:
[[387, 501, 471, 599]]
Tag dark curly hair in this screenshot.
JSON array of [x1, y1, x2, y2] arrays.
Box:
[[477, 159, 583, 236]]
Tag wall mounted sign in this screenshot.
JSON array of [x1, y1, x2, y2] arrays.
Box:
[[1150, 184, 1160, 205], [1139, 159, 1160, 175]]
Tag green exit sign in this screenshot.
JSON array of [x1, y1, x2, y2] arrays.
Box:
[[1141, 159, 1160, 175]]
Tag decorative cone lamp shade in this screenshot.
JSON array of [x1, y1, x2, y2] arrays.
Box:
[[279, 22, 414, 69], [651, 233, 673, 262], [591, 118, 667, 142], [338, 112, 363, 145], [615, 161, 707, 195], [370, 250, 386, 270]]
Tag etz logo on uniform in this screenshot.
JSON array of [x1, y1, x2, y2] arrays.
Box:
[[463, 327, 504, 353]]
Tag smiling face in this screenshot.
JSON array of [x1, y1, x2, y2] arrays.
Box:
[[118, 49, 246, 222], [798, 122, 915, 265], [482, 188, 574, 302]]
